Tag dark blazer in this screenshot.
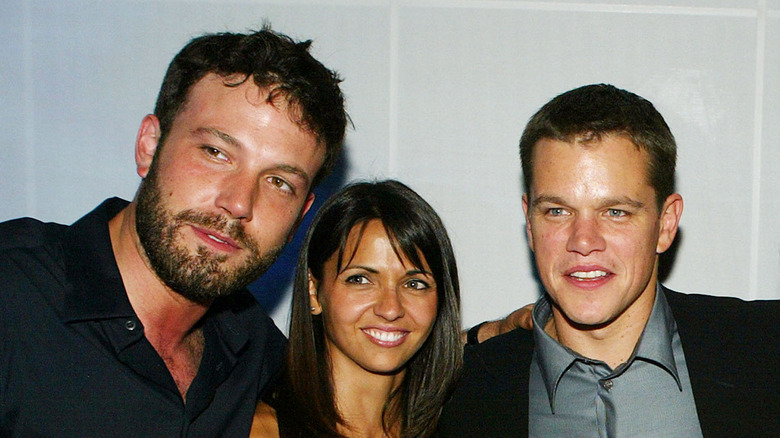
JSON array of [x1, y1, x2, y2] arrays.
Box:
[[438, 288, 780, 437]]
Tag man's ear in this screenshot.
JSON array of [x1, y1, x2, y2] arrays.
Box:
[[135, 114, 161, 178], [522, 193, 534, 252], [657, 193, 684, 254], [288, 192, 316, 243], [308, 270, 322, 315]]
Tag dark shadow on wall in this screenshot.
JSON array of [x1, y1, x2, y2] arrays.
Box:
[[524, 244, 546, 300], [248, 145, 351, 314], [658, 227, 682, 283]]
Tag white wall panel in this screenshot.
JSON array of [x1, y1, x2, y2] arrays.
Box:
[[760, 3, 780, 299], [1, 0, 777, 333], [1, 0, 30, 217], [391, 4, 767, 325]]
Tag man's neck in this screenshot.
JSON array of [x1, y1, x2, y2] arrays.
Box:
[[108, 203, 208, 399], [108, 202, 209, 335], [546, 287, 657, 369]]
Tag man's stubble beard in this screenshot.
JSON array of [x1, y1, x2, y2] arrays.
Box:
[[135, 159, 285, 305]]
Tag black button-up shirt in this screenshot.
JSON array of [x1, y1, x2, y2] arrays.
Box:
[[0, 198, 286, 437]]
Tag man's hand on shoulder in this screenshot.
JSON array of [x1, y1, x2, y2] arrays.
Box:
[[462, 303, 534, 345]]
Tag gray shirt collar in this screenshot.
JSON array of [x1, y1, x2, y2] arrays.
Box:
[[531, 286, 682, 412]]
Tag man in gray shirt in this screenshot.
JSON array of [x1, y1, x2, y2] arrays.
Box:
[[439, 84, 779, 437]]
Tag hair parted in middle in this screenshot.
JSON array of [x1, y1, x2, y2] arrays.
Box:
[[273, 179, 462, 438]]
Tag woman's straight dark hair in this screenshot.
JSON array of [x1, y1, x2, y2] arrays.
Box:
[[272, 179, 462, 438]]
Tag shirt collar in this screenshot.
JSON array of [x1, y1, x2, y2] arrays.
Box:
[[532, 286, 681, 411], [58, 198, 251, 357], [59, 197, 135, 322], [633, 286, 681, 389]]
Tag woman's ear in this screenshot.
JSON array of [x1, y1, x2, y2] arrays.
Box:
[[308, 270, 322, 315]]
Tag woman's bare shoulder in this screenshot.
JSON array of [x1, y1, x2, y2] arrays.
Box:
[[250, 402, 280, 438]]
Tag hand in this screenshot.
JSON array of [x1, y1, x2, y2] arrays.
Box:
[[501, 303, 534, 333], [462, 303, 534, 344]]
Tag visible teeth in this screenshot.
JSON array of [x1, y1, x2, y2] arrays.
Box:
[[364, 329, 406, 342], [570, 270, 607, 279], [207, 234, 228, 244]]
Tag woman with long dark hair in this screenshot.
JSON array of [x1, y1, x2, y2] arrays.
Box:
[[251, 179, 462, 437]]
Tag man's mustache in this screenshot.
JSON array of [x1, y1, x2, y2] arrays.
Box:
[[174, 209, 259, 253]]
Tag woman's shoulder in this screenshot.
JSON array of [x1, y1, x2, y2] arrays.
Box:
[[250, 401, 280, 438]]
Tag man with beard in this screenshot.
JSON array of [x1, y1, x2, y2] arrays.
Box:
[[0, 27, 347, 437]]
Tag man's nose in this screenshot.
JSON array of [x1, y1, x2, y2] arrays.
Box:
[[566, 214, 606, 256], [215, 172, 257, 221]]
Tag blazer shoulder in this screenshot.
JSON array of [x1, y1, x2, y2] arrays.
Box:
[[663, 288, 780, 436], [464, 327, 535, 376], [663, 287, 779, 326], [439, 328, 534, 437], [664, 286, 779, 387]]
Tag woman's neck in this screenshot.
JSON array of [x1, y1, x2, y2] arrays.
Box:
[[331, 361, 404, 437]]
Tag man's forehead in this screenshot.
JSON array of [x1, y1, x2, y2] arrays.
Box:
[[208, 73, 316, 139], [536, 131, 637, 149], [530, 136, 655, 196], [183, 74, 312, 135], [532, 134, 647, 166], [177, 75, 323, 165], [189, 74, 283, 110]]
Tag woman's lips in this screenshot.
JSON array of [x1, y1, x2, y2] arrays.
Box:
[[362, 328, 409, 347]]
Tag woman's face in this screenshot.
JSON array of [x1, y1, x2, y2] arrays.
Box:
[[310, 219, 439, 377]]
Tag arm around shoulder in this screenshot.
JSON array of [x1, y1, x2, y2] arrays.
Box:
[[462, 303, 535, 345]]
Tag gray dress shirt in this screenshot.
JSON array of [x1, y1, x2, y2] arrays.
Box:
[[529, 289, 703, 437]]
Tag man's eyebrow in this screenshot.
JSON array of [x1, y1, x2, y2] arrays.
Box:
[[275, 164, 311, 185], [604, 197, 645, 209], [194, 127, 242, 148], [531, 195, 566, 208], [531, 195, 646, 209]]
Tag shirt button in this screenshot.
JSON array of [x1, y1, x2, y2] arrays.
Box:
[[125, 320, 137, 331], [601, 380, 614, 391]]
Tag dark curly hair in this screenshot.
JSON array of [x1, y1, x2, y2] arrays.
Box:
[[153, 25, 348, 186]]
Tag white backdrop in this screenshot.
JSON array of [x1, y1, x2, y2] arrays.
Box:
[[2, 0, 778, 332]]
